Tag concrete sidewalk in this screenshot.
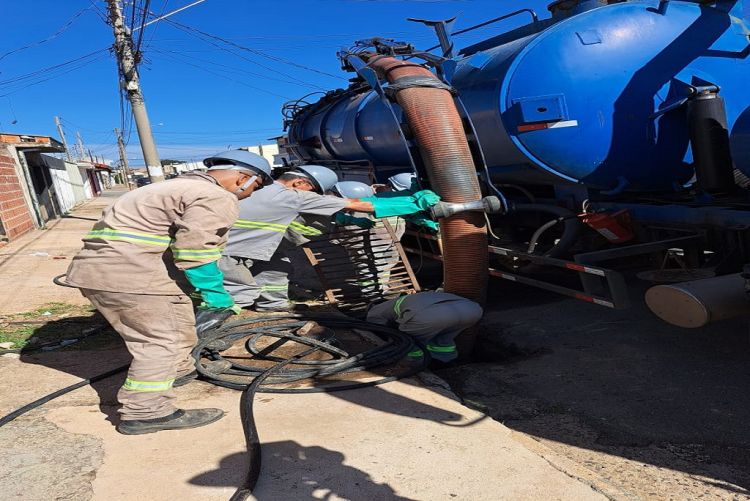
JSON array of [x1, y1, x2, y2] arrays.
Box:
[[0, 348, 611, 501], [0, 189, 123, 315], [0, 186, 618, 500]]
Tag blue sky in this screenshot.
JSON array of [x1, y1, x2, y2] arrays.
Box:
[[1, 0, 551, 164]]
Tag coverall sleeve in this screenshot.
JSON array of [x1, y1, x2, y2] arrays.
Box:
[[365, 299, 398, 325], [296, 192, 349, 216], [172, 193, 239, 270]]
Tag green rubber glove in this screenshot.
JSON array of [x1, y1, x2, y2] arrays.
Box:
[[184, 261, 235, 309], [412, 190, 441, 210], [406, 213, 440, 232], [362, 190, 441, 218], [334, 212, 375, 229]]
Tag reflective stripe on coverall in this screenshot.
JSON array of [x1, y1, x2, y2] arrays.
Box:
[[221, 182, 347, 309], [66, 172, 239, 420], [366, 292, 483, 362]]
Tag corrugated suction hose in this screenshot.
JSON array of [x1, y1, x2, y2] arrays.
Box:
[[364, 55, 488, 352]]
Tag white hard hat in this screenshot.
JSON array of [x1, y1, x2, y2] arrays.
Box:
[[388, 172, 417, 191], [332, 181, 373, 199], [292, 165, 339, 194], [204, 150, 272, 185]]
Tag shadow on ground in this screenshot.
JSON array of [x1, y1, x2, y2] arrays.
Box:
[[18, 315, 129, 425], [190, 440, 415, 501], [437, 277, 750, 497]]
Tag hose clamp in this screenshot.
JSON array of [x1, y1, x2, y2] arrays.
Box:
[[384, 76, 457, 100]]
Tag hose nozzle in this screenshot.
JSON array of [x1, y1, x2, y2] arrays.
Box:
[[430, 196, 505, 219]]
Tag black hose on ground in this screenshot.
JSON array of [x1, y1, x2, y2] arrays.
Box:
[[229, 345, 320, 501], [0, 364, 129, 428], [53, 273, 76, 288], [0, 313, 425, 501], [195, 314, 427, 501], [193, 315, 423, 392]]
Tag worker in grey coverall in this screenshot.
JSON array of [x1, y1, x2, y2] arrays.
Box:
[[219, 166, 347, 311], [220, 165, 441, 311], [366, 292, 483, 363]]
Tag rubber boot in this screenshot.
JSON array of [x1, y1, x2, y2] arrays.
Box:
[[117, 408, 224, 435]]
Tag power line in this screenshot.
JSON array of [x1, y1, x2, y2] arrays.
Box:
[[129, 0, 139, 32], [128, 1, 332, 88], [141, 0, 170, 50], [149, 51, 293, 99], [133, 0, 152, 57], [164, 19, 346, 80], [0, 3, 97, 61], [0, 49, 109, 87], [158, 19, 324, 89], [0, 51, 108, 97], [150, 47, 321, 88]]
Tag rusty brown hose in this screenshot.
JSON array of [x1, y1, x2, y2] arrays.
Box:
[[363, 55, 488, 353]]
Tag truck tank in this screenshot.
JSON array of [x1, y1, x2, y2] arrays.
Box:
[[286, 0, 750, 192]]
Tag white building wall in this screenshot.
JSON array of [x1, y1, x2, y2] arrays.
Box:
[[39, 155, 77, 213], [246, 144, 282, 167], [80, 167, 94, 198], [65, 160, 88, 204]]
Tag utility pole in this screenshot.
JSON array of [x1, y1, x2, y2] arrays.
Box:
[[54, 116, 72, 161], [115, 127, 132, 190], [106, 0, 164, 182], [76, 131, 86, 162]]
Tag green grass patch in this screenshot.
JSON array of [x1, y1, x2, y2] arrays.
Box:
[[0, 302, 101, 349], [15, 302, 94, 319]]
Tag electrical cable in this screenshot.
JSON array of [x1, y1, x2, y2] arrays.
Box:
[[159, 19, 325, 90], [150, 47, 321, 87], [149, 51, 293, 99], [162, 18, 345, 82], [129, 0, 139, 35], [0, 53, 108, 98], [141, 0, 170, 50], [0, 49, 109, 87], [0, 3, 96, 61], [133, 0, 153, 58]]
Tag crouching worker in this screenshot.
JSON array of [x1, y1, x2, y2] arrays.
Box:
[[64, 150, 271, 435], [366, 292, 483, 365]]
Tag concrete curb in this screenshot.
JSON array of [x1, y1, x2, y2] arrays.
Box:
[[508, 431, 638, 501], [417, 371, 637, 501]]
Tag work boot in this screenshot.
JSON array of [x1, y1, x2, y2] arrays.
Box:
[[116, 408, 224, 435], [173, 370, 198, 387]]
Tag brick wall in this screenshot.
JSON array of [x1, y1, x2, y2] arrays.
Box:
[[0, 147, 35, 241]]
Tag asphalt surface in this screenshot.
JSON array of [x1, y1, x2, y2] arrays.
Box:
[[437, 277, 750, 500]]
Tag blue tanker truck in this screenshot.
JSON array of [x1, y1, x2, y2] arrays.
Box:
[[282, 0, 750, 329]]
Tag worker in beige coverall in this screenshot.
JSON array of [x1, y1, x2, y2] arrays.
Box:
[[65, 150, 271, 435]]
